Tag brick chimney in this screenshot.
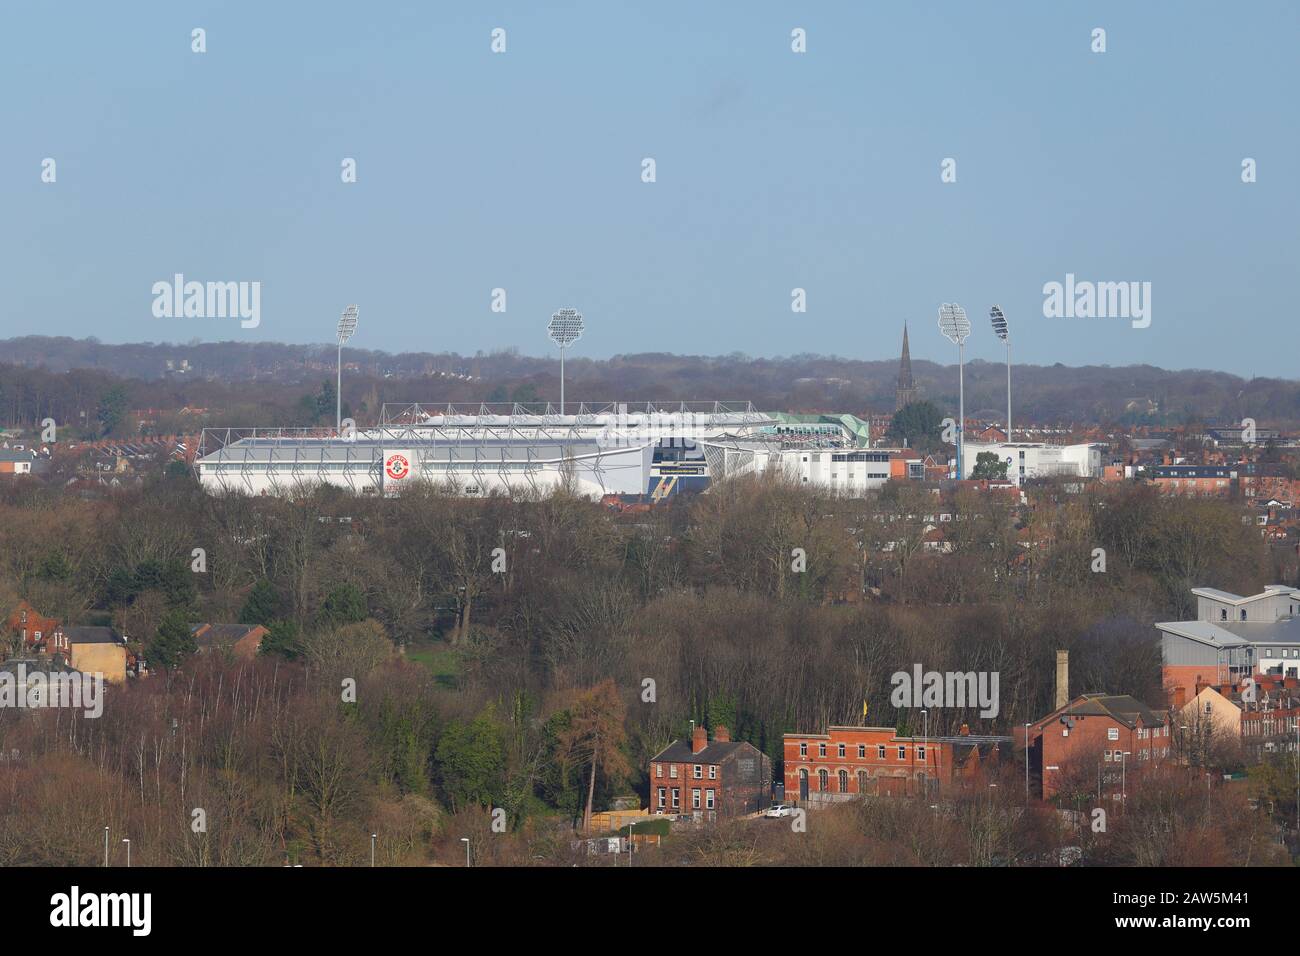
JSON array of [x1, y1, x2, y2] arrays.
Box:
[[713, 725, 730, 743], [1055, 650, 1069, 710], [691, 725, 708, 754]]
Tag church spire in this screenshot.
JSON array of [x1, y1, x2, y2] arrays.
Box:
[[895, 323, 919, 411]]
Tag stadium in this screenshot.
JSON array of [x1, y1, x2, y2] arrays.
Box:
[[194, 401, 882, 500]]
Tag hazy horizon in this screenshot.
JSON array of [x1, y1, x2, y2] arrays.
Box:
[[4, 1, 1298, 378]]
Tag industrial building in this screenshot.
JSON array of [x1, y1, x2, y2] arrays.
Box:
[[1158, 585, 1300, 694]]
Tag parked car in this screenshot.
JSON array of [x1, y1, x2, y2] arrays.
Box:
[[764, 804, 794, 818]]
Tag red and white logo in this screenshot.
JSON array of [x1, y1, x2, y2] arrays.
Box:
[[385, 454, 410, 480]]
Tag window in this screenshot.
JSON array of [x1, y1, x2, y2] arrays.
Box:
[[857, 744, 866, 759], [669, 765, 678, 779], [799, 742, 807, 757], [1241, 609, 1248, 621], [897, 745, 906, 760], [657, 788, 666, 809], [818, 769, 829, 791], [818, 743, 826, 757], [671, 789, 680, 808], [857, 770, 869, 791], [877, 745, 886, 759], [708, 765, 717, 780], [693, 764, 702, 779], [838, 770, 850, 792], [917, 745, 926, 763], [692, 789, 701, 809], [706, 789, 715, 809], [1220, 609, 1228, 621], [837, 743, 846, 758], [1107, 727, 1119, 742], [655, 763, 662, 778]]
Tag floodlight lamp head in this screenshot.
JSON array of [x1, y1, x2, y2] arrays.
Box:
[[937, 303, 971, 345], [990, 305, 1010, 342], [337, 305, 359, 344], [548, 308, 584, 348]]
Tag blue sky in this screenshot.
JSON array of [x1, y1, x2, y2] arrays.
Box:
[[3, 1, 1297, 376]]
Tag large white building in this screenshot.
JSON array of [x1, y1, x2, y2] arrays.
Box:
[[197, 402, 870, 499], [196, 401, 921, 500], [959, 441, 1102, 484]]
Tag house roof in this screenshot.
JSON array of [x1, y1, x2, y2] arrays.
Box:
[[1038, 693, 1166, 731], [0, 657, 81, 676], [190, 623, 264, 648], [650, 739, 752, 765], [62, 626, 124, 645]]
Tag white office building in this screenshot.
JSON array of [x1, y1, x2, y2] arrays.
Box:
[[959, 441, 1102, 484]]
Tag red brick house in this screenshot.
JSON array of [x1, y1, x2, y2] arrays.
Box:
[[4, 601, 61, 653], [1027, 694, 1170, 802], [191, 623, 267, 659], [648, 725, 771, 820], [783, 725, 1008, 804]]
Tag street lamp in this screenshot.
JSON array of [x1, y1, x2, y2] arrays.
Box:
[[370, 833, 377, 868], [103, 826, 109, 868], [548, 308, 584, 415], [937, 304, 971, 479], [1023, 722, 1031, 802], [921, 709, 929, 798], [627, 818, 639, 867], [989, 306, 1011, 443], [122, 838, 131, 868], [460, 836, 471, 868], [336, 305, 359, 432]]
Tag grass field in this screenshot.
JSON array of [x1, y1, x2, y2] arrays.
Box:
[[404, 641, 460, 688]]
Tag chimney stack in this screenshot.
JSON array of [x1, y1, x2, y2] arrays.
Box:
[[691, 725, 708, 754], [713, 725, 730, 743], [1055, 650, 1069, 710]]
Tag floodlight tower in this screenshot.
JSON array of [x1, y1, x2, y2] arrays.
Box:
[[548, 308, 584, 415], [990, 305, 1011, 443], [336, 305, 359, 432], [937, 303, 972, 479]]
